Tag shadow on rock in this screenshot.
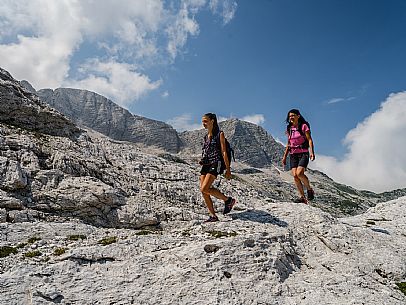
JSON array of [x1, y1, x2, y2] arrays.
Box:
[[230, 209, 288, 227]]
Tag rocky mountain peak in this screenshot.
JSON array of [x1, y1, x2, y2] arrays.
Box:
[[37, 87, 181, 153], [19, 80, 36, 93]]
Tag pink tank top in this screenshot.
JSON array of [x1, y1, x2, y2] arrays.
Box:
[[288, 124, 309, 154]]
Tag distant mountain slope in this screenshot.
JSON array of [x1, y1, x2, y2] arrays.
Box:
[[0, 68, 80, 138], [37, 88, 181, 152], [179, 118, 285, 167]]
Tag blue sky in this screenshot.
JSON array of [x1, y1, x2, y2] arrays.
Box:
[[1, 0, 406, 192]]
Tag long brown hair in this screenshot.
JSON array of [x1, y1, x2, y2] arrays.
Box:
[[204, 113, 220, 135]]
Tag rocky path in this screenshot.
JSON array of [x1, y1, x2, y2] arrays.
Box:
[[1, 198, 405, 305]]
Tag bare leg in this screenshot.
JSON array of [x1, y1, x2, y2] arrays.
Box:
[[200, 175, 216, 216], [200, 174, 228, 201], [292, 168, 305, 198], [296, 167, 312, 190], [200, 174, 228, 216]]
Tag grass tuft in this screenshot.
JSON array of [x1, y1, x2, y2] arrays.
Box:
[[67, 234, 87, 241], [98, 236, 117, 246], [0, 246, 18, 258], [53, 247, 67, 256], [27, 237, 41, 244], [396, 282, 406, 296], [207, 230, 238, 238], [25, 250, 42, 258]]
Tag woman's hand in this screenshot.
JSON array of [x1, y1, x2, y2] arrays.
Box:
[[310, 153, 315, 161]]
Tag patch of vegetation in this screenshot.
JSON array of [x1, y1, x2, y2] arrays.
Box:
[[396, 282, 406, 296], [25, 250, 42, 258], [67, 234, 87, 241], [27, 237, 41, 244], [207, 230, 238, 238], [16, 243, 27, 249], [53, 247, 67, 256], [98, 236, 117, 246], [0, 246, 18, 258], [135, 230, 155, 236]]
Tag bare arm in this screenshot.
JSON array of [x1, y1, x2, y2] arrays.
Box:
[[305, 131, 315, 161], [282, 139, 290, 166], [219, 132, 231, 178]]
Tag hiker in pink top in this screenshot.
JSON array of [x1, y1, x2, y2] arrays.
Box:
[[282, 109, 315, 204]]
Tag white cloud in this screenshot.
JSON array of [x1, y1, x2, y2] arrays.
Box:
[[167, 113, 202, 131], [209, 0, 238, 24], [65, 60, 161, 108], [166, 4, 200, 60], [326, 96, 356, 104], [313, 92, 406, 192], [0, 0, 237, 104], [241, 114, 265, 125], [161, 91, 169, 98]]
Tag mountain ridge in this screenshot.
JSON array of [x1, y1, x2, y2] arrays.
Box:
[[37, 87, 181, 153]]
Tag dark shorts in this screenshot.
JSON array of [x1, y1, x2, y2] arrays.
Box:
[[289, 152, 309, 170], [200, 161, 223, 177]]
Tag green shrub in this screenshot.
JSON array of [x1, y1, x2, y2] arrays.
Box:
[[98, 236, 117, 246], [135, 230, 154, 236], [396, 282, 406, 296], [207, 230, 238, 238], [0, 246, 18, 258], [67, 234, 87, 241], [25, 250, 42, 258], [27, 237, 41, 244], [53, 247, 67, 256]]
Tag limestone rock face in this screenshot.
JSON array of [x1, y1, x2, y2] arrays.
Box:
[[0, 68, 81, 138], [37, 87, 181, 152], [180, 119, 285, 167]]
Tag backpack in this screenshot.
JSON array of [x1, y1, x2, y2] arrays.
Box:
[[214, 131, 235, 171], [288, 122, 310, 149]]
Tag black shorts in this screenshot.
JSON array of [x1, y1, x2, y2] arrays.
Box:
[[289, 152, 309, 170], [200, 161, 223, 177]]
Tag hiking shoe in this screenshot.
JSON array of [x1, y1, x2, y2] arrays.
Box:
[[204, 215, 219, 223], [293, 197, 308, 204], [223, 197, 236, 215], [307, 189, 315, 201]]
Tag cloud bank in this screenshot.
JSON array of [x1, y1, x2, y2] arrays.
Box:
[[313, 92, 406, 193], [0, 0, 237, 107]]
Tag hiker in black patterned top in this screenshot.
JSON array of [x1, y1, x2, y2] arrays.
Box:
[[199, 113, 236, 222]]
